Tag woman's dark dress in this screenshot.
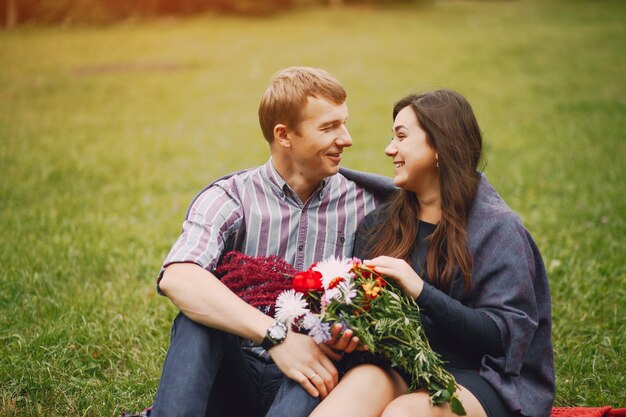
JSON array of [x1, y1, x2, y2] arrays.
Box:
[[349, 218, 516, 417], [344, 175, 555, 417]]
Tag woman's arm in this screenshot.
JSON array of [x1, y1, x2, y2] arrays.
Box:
[[417, 281, 503, 356], [363, 256, 503, 357]]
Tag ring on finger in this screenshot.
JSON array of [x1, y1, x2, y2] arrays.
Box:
[[308, 373, 318, 379]]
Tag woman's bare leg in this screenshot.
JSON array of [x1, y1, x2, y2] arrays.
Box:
[[380, 385, 487, 417], [309, 364, 406, 417]]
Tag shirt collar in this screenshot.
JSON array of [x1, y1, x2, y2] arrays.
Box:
[[264, 158, 287, 190], [262, 158, 333, 202]]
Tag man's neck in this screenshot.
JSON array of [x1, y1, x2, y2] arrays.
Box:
[[287, 176, 320, 204], [271, 157, 323, 204]]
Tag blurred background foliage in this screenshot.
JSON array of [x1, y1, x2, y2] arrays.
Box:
[[2, 0, 443, 25], [0, 0, 624, 415]]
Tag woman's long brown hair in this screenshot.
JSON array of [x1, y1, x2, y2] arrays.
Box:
[[367, 90, 484, 295]]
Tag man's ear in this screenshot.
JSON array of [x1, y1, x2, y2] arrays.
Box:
[[273, 124, 291, 148]]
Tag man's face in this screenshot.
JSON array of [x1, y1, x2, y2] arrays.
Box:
[[289, 96, 352, 182]]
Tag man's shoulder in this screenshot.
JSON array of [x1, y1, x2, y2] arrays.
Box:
[[184, 166, 264, 219], [198, 165, 266, 195], [211, 166, 263, 187], [337, 167, 396, 200]]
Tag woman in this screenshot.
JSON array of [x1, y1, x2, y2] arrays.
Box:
[[310, 90, 555, 417]]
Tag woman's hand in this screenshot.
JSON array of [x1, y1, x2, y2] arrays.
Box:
[[364, 256, 424, 300]]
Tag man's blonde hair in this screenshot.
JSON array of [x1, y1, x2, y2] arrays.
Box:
[[258, 67, 347, 143]]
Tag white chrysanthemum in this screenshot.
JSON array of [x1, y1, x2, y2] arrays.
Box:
[[313, 256, 354, 290], [301, 312, 321, 331], [321, 288, 341, 309], [337, 278, 357, 305], [274, 290, 309, 326], [301, 313, 331, 344]]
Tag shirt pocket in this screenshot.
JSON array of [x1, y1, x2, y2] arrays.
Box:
[[321, 231, 354, 259]]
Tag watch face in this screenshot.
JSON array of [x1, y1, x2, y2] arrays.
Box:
[[269, 323, 287, 340]]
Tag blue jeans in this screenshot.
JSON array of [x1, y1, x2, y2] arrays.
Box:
[[151, 313, 320, 417]]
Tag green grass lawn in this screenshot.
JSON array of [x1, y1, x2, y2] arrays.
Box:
[[1, 0, 625, 414]]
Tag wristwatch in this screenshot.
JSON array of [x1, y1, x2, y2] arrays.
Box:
[[261, 321, 288, 350]]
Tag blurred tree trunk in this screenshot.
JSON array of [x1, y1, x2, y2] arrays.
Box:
[[5, 0, 17, 28]]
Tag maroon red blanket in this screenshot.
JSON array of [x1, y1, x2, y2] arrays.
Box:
[[123, 406, 626, 417], [551, 407, 626, 417]]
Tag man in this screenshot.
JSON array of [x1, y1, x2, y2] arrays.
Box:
[[151, 67, 394, 417]]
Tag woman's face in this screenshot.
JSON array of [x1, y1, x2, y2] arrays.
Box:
[[385, 105, 438, 194]]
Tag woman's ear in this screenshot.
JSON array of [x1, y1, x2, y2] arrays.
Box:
[[273, 124, 291, 148]]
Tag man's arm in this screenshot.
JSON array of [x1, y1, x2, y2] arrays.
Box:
[[160, 262, 273, 338], [159, 262, 339, 398]]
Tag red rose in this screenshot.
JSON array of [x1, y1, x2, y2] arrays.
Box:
[[293, 269, 323, 293]]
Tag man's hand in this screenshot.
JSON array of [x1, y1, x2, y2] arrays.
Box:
[[268, 332, 338, 399]]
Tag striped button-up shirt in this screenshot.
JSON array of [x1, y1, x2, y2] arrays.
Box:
[[162, 159, 380, 275], [160, 159, 382, 360]]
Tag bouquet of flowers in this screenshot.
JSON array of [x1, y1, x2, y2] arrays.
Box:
[[217, 252, 465, 415]]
